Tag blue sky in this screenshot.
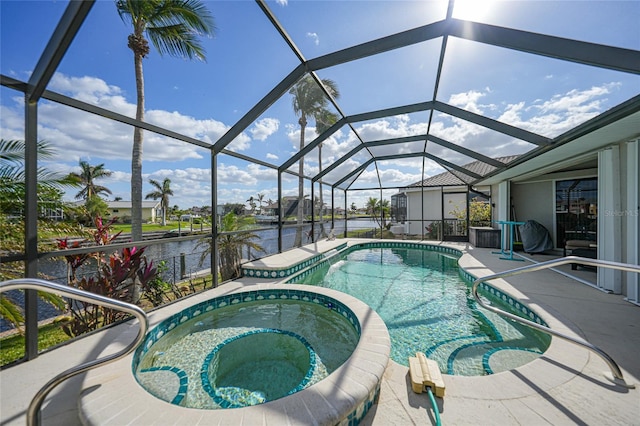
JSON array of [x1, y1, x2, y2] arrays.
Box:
[[1, 0, 639, 210]]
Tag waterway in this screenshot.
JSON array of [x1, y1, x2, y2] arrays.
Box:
[[1, 219, 380, 332]]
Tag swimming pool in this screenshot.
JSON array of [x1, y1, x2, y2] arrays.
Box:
[[288, 242, 551, 376]]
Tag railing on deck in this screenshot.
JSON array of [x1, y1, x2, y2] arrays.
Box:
[[0, 278, 148, 426], [472, 256, 638, 389]]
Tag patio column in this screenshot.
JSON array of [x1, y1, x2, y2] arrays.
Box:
[[597, 146, 622, 293], [625, 140, 639, 304], [497, 181, 510, 248]]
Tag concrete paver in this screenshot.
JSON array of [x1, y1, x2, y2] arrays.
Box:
[[1, 240, 638, 425]]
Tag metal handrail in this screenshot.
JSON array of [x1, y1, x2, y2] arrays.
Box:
[[0, 278, 149, 426], [472, 256, 637, 389]]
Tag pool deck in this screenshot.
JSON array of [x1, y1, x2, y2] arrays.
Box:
[[2, 239, 639, 425]]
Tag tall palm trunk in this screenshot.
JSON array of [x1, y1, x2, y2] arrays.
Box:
[[318, 142, 326, 238], [131, 41, 145, 242], [294, 117, 307, 247]]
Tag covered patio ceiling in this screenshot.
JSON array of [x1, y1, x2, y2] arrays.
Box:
[[2, 0, 639, 197]]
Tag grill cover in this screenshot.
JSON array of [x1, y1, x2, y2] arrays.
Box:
[[519, 220, 553, 253]]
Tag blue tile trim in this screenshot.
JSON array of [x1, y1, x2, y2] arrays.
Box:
[[281, 241, 547, 328], [133, 289, 361, 376], [201, 328, 317, 408], [138, 366, 189, 405], [482, 347, 544, 375], [424, 335, 487, 357], [475, 280, 548, 327], [286, 242, 463, 283], [446, 341, 493, 375]]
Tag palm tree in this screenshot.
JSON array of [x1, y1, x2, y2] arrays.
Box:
[[246, 196, 257, 214], [289, 75, 339, 246], [0, 139, 79, 330], [116, 0, 215, 242], [197, 212, 264, 281], [366, 197, 390, 229], [0, 139, 78, 214], [256, 193, 265, 215], [145, 177, 173, 226], [365, 197, 379, 217], [69, 160, 112, 201]]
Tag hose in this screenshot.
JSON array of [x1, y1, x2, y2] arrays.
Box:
[[426, 387, 442, 426]]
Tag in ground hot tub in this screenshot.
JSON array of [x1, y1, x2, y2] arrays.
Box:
[[130, 286, 389, 425], [203, 328, 319, 407]]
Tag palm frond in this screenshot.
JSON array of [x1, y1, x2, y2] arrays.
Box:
[[0, 295, 25, 331]]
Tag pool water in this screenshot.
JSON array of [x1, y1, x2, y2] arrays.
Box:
[[291, 247, 550, 376], [135, 298, 359, 409]]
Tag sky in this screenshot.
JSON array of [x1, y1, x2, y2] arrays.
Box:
[[1, 0, 639, 211]]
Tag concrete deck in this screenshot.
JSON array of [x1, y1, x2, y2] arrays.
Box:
[[1, 240, 638, 425]]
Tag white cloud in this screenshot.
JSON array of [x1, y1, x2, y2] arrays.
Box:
[[216, 163, 258, 186], [306, 32, 320, 46], [225, 133, 253, 152], [23, 72, 238, 162], [275, 0, 287, 5], [250, 117, 279, 141], [3, 69, 624, 208], [497, 83, 619, 138], [448, 90, 485, 114]]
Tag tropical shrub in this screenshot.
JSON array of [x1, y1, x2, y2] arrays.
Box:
[[197, 212, 264, 282], [57, 217, 158, 337]]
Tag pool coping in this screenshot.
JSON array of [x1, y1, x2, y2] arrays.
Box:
[[77, 283, 390, 426], [3, 239, 638, 425]]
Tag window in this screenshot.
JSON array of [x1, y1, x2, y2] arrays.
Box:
[[555, 178, 597, 247]]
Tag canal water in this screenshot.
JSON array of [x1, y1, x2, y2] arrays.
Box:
[[1, 219, 379, 332]]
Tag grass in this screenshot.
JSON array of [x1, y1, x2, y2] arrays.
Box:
[[110, 221, 212, 234], [0, 274, 217, 367], [0, 322, 72, 366]]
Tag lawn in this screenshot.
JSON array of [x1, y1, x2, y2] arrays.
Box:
[[110, 221, 212, 234], [0, 322, 72, 366]]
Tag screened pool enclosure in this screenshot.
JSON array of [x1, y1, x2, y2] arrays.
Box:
[[1, 1, 638, 360]]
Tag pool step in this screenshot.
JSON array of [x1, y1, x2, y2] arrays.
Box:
[[425, 335, 489, 374]]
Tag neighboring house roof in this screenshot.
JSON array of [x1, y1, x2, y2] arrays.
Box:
[[406, 156, 520, 188]]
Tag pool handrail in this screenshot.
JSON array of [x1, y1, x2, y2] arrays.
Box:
[[0, 278, 149, 426], [471, 256, 637, 389]]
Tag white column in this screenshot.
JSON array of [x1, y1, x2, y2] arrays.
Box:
[[497, 181, 510, 247], [598, 146, 622, 293], [625, 140, 639, 303]]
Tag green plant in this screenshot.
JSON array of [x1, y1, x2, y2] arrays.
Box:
[[289, 75, 340, 246], [141, 260, 172, 307], [0, 139, 84, 330], [366, 197, 391, 228], [197, 212, 264, 282], [57, 217, 158, 337], [116, 0, 215, 241], [448, 197, 492, 231], [145, 177, 173, 226]]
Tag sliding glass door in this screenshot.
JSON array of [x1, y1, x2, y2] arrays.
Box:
[[555, 177, 598, 248]]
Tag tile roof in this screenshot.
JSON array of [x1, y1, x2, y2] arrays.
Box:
[[406, 156, 520, 188]]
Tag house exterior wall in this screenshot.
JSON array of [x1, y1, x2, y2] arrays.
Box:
[[493, 139, 639, 300], [405, 188, 442, 235], [511, 181, 554, 244], [442, 191, 467, 219], [621, 139, 639, 303], [402, 187, 468, 235], [107, 207, 156, 223]]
